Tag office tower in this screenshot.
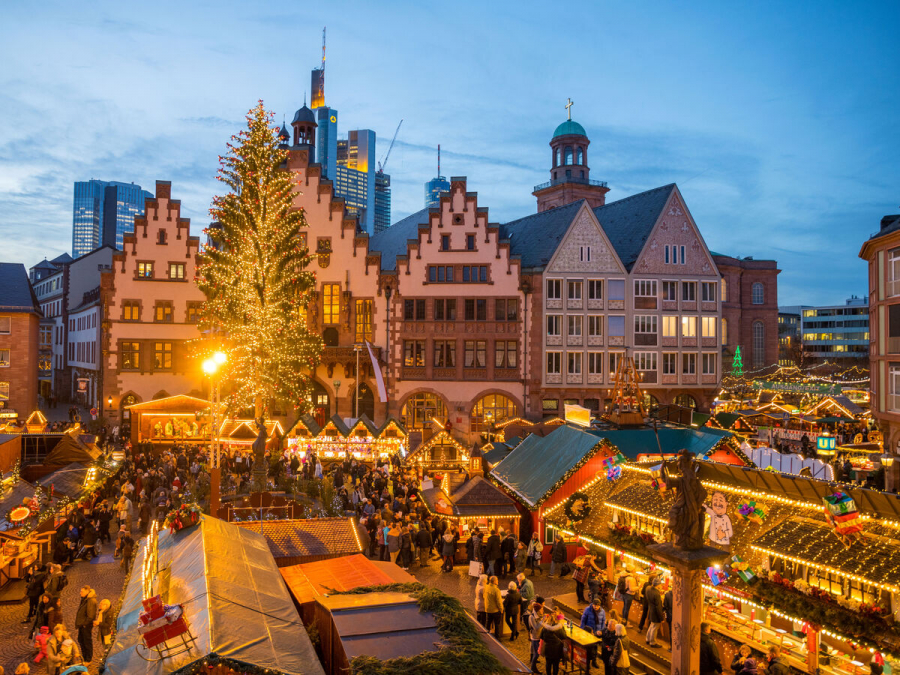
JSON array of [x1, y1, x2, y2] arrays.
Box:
[[374, 172, 391, 233], [424, 145, 450, 208], [315, 107, 338, 179], [72, 180, 152, 257], [335, 129, 377, 234]]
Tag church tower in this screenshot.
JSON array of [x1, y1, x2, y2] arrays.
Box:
[[533, 99, 610, 212]]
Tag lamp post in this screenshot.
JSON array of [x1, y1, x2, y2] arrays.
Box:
[[203, 351, 227, 517], [333, 380, 341, 418]]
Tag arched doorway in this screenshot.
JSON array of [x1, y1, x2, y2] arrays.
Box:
[[120, 394, 139, 421], [675, 394, 698, 410], [471, 394, 518, 434], [352, 382, 375, 420], [642, 392, 659, 412], [310, 381, 331, 427], [323, 327, 339, 347], [401, 392, 447, 439]]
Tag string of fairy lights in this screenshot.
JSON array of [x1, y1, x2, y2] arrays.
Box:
[[195, 102, 323, 417]]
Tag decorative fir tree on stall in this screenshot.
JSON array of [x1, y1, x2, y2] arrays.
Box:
[[197, 102, 323, 423]]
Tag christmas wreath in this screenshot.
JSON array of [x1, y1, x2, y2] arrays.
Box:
[[163, 503, 202, 534], [564, 491, 591, 523]]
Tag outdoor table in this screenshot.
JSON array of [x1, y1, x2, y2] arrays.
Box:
[[560, 622, 601, 674]]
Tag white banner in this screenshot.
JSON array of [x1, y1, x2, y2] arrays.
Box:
[[366, 341, 388, 403]]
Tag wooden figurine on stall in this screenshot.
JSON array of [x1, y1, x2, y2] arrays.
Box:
[[659, 450, 709, 550]]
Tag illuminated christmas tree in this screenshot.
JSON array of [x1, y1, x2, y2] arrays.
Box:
[[197, 102, 322, 419], [731, 346, 744, 378]]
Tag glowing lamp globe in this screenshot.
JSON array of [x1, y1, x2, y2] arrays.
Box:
[[817, 434, 836, 452], [202, 359, 217, 375], [213, 351, 227, 365]]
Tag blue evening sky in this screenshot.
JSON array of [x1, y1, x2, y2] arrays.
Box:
[[1, 1, 897, 305]]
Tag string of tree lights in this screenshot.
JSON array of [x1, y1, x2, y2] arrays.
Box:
[[196, 102, 324, 420]]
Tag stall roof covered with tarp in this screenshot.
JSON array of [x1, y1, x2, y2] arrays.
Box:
[[37, 462, 90, 498], [280, 554, 414, 607], [594, 427, 737, 461], [42, 432, 100, 466], [105, 515, 324, 675]]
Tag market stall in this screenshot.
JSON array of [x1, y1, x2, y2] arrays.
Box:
[[125, 394, 211, 446], [312, 587, 529, 675], [216, 418, 283, 453], [542, 455, 900, 671], [421, 475, 521, 559], [405, 429, 468, 470], [104, 514, 324, 675], [284, 414, 406, 465]]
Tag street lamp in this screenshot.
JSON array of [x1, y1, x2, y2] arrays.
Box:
[[333, 380, 341, 417], [203, 353, 227, 516]]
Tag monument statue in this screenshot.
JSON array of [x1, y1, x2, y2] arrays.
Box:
[[250, 417, 269, 492], [662, 449, 708, 550], [251, 417, 267, 463]]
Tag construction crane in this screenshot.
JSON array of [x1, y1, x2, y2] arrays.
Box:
[[377, 119, 403, 174]]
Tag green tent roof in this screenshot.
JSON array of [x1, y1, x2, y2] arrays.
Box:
[[490, 424, 606, 507], [594, 427, 733, 461]]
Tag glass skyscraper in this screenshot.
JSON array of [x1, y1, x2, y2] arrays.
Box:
[[335, 130, 377, 234], [425, 175, 450, 209], [374, 172, 391, 233], [72, 180, 152, 257]]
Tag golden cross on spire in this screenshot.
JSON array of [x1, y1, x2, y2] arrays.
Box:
[[565, 97, 574, 120]]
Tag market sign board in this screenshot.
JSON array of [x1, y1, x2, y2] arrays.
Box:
[[751, 381, 841, 395]]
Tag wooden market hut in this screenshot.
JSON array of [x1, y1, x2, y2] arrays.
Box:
[[125, 394, 211, 446], [706, 411, 756, 435], [543, 458, 900, 669], [0, 433, 20, 473], [216, 418, 283, 453], [284, 414, 407, 465], [280, 553, 414, 623], [406, 429, 470, 471], [105, 515, 324, 675], [233, 517, 366, 567], [490, 424, 625, 565], [312, 590, 530, 675], [807, 395, 865, 420], [421, 475, 521, 549]]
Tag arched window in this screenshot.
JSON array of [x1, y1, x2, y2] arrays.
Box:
[[401, 392, 447, 432], [576, 147, 584, 165], [564, 147, 573, 166], [753, 321, 765, 368], [471, 394, 517, 433], [674, 394, 697, 410], [642, 393, 659, 411], [310, 381, 331, 427], [752, 283, 764, 305], [721, 318, 728, 346], [556, 148, 561, 167]]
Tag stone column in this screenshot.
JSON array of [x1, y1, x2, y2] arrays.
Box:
[[647, 543, 729, 675]]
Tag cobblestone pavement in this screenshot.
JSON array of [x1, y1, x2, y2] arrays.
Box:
[[0, 552, 128, 675], [409, 557, 575, 670]]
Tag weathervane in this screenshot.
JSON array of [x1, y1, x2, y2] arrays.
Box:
[[565, 97, 574, 120]]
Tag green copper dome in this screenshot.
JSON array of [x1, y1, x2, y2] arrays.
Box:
[[553, 119, 587, 138]]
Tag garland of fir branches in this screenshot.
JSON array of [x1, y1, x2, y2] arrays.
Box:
[[329, 582, 511, 675]]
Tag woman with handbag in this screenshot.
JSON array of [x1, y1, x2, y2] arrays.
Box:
[[574, 554, 601, 603], [93, 599, 113, 651], [611, 623, 632, 675], [540, 612, 567, 675]]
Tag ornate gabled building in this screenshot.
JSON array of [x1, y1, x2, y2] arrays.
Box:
[[368, 178, 526, 443], [101, 181, 206, 425]]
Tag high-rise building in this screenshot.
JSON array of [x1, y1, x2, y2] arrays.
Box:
[[72, 180, 152, 257], [335, 129, 377, 234], [424, 145, 450, 208], [374, 172, 391, 234]]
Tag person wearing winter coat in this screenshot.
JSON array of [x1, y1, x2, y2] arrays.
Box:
[[699, 623, 723, 675], [611, 623, 632, 675], [600, 612, 620, 675], [485, 530, 502, 577], [74, 586, 98, 663], [526, 598, 546, 673], [526, 532, 543, 575], [46, 626, 83, 675], [23, 565, 48, 622], [474, 574, 488, 626], [416, 524, 432, 567], [93, 598, 114, 649], [580, 598, 607, 673], [730, 645, 757, 675], [500, 531, 516, 578], [541, 613, 567, 675], [644, 577, 665, 648], [398, 526, 412, 570], [31, 595, 61, 639], [765, 646, 789, 675], [549, 537, 567, 578], [515, 541, 527, 575], [484, 576, 504, 640], [33, 625, 52, 664], [387, 526, 401, 565], [503, 582, 522, 641], [517, 573, 535, 627], [441, 531, 457, 572]]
